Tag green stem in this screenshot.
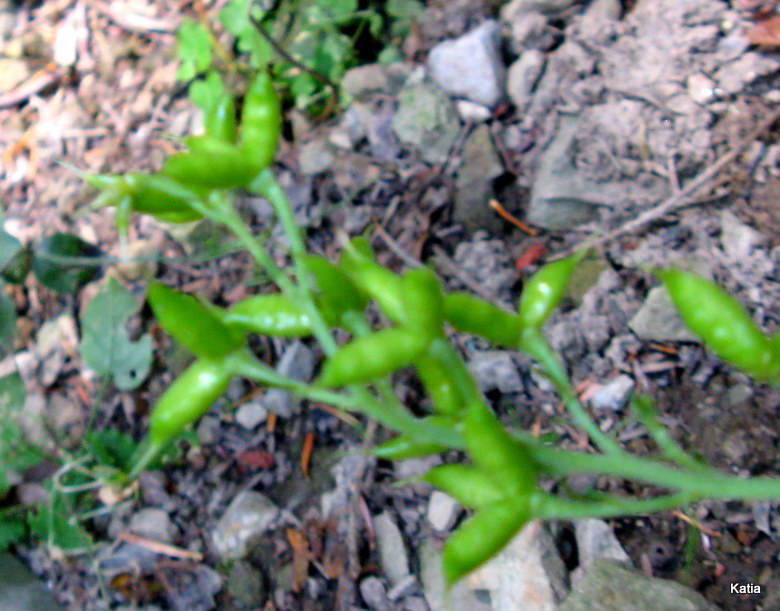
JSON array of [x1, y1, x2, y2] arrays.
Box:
[[526, 440, 780, 501], [520, 329, 624, 456], [531, 490, 698, 520], [249, 170, 337, 355]]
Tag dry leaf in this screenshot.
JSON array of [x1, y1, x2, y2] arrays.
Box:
[[747, 15, 780, 46]]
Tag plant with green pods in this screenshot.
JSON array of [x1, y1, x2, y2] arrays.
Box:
[[83, 68, 780, 587]]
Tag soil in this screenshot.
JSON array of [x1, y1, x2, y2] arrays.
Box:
[[2, 0, 780, 610]]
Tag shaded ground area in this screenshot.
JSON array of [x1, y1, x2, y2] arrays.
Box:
[[2, 0, 780, 609]]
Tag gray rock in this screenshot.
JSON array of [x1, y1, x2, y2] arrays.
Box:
[[392, 455, 442, 497], [501, 10, 555, 54], [261, 341, 315, 418], [526, 116, 610, 230], [469, 351, 523, 394], [427, 491, 461, 532], [453, 124, 505, 231], [372, 512, 410, 586], [387, 574, 418, 601], [559, 559, 718, 610], [343, 63, 410, 99], [0, 553, 62, 611], [360, 576, 393, 611], [427, 21, 504, 107], [501, 0, 578, 14], [574, 519, 632, 569], [507, 50, 546, 112], [629, 286, 698, 343], [582, 0, 621, 20], [468, 521, 569, 610], [455, 100, 492, 123], [129, 508, 177, 543], [418, 539, 491, 611], [212, 491, 280, 560], [720, 209, 762, 262], [392, 75, 461, 164], [235, 400, 269, 430], [714, 52, 780, 96], [587, 375, 635, 412], [452, 232, 516, 300], [298, 137, 336, 176]]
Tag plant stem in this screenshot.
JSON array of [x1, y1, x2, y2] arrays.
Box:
[[526, 440, 780, 501], [531, 490, 698, 520], [520, 329, 624, 455]]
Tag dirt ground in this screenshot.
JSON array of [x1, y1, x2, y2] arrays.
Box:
[[2, 0, 780, 609]]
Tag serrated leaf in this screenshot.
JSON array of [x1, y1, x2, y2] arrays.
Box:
[[80, 277, 152, 391], [32, 233, 102, 294], [220, 0, 271, 67], [176, 19, 213, 81], [28, 498, 92, 553], [189, 71, 227, 113], [83, 430, 140, 471], [0, 519, 26, 551]]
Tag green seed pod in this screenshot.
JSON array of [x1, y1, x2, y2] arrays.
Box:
[[657, 268, 780, 384], [224, 294, 314, 337], [317, 328, 428, 387], [517, 251, 585, 328], [444, 292, 523, 347]]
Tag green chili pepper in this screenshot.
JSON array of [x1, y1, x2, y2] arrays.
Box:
[[240, 71, 282, 171], [443, 498, 530, 585], [149, 358, 233, 449], [223, 294, 314, 337], [148, 282, 244, 359], [162, 137, 262, 189], [317, 328, 428, 387], [517, 251, 585, 328], [205, 93, 238, 143], [424, 464, 506, 510], [657, 269, 780, 384], [463, 402, 537, 496], [444, 292, 523, 347], [401, 266, 445, 338]]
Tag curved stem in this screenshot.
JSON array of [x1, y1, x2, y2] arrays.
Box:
[[531, 490, 698, 521]]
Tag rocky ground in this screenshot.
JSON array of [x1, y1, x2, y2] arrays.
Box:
[[2, 0, 780, 609]]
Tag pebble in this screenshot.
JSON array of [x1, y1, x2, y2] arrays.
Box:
[[426, 491, 461, 532]]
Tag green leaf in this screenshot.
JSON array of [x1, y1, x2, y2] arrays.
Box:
[[314, 0, 358, 22], [424, 464, 505, 510], [387, 0, 424, 19], [32, 233, 102, 294], [0, 519, 26, 551], [80, 277, 152, 391], [188, 71, 227, 114], [0, 289, 16, 359], [0, 230, 30, 284], [176, 18, 213, 80], [220, 0, 272, 67], [28, 496, 92, 553], [83, 430, 139, 472]]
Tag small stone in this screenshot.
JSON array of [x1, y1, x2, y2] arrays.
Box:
[[686, 73, 717, 105], [469, 351, 523, 394], [298, 137, 336, 176], [343, 64, 391, 98], [360, 576, 393, 611], [373, 512, 410, 586], [629, 286, 698, 343], [455, 100, 492, 123], [213, 491, 280, 560], [468, 521, 569, 610], [387, 574, 418, 601], [587, 375, 634, 412], [427, 492, 461, 532], [427, 21, 504, 107], [235, 401, 269, 429], [559, 559, 717, 611], [129, 508, 177, 543], [574, 519, 632, 569], [507, 50, 546, 111]]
